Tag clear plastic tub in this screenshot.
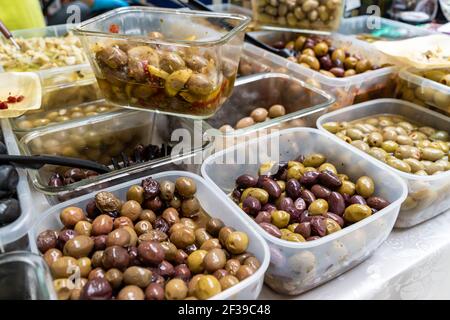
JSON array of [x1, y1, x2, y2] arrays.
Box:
[[18, 110, 212, 204], [74, 6, 250, 119], [201, 128, 407, 295], [205, 72, 334, 150], [0, 120, 34, 250], [30, 171, 270, 300], [208, 3, 253, 16], [338, 16, 435, 41], [251, 0, 344, 33], [0, 251, 56, 299], [0, 24, 89, 74], [316, 99, 450, 228], [397, 67, 450, 116], [247, 31, 397, 110]]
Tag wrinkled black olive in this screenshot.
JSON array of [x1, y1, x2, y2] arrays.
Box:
[[0, 198, 21, 225]]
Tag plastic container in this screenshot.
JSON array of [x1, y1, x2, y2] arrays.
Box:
[[338, 16, 435, 41], [74, 6, 250, 119], [317, 99, 450, 228], [208, 3, 253, 16], [201, 128, 407, 295], [397, 67, 450, 116], [30, 171, 270, 300], [18, 110, 213, 204], [0, 24, 89, 74], [205, 72, 334, 150], [0, 251, 56, 299], [0, 120, 34, 251], [251, 0, 344, 33], [247, 31, 397, 110]]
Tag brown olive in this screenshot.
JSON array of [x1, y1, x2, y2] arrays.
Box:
[[106, 228, 131, 247], [145, 283, 164, 300], [175, 177, 197, 198], [236, 265, 254, 281], [60, 207, 85, 228], [134, 220, 153, 235], [43, 248, 62, 266], [95, 191, 121, 213], [137, 241, 165, 266], [194, 228, 212, 247], [80, 278, 113, 300], [159, 180, 176, 201], [170, 227, 195, 249], [200, 238, 222, 251], [218, 226, 235, 246], [235, 117, 255, 129], [63, 235, 94, 258], [91, 214, 113, 236], [74, 221, 92, 236], [123, 266, 152, 288], [126, 185, 144, 204], [250, 108, 269, 123], [244, 256, 261, 271], [117, 285, 145, 300], [165, 278, 188, 300], [120, 200, 142, 221], [206, 218, 225, 237], [219, 275, 239, 290], [161, 207, 180, 225], [203, 248, 227, 273], [225, 259, 241, 276], [91, 250, 104, 268], [181, 198, 200, 218], [268, 104, 286, 118], [88, 267, 106, 281], [37, 230, 59, 253], [105, 268, 123, 289], [51, 256, 78, 278], [113, 216, 133, 229], [139, 209, 156, 223], [102, 245, 130, 270]]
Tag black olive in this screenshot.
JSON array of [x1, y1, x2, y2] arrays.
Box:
[[0, 198, 21, 226], [0, 141, 7, 154], [0, 165, 19, 193]]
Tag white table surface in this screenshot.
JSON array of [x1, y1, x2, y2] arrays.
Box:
[[31, 189, 450, 300]]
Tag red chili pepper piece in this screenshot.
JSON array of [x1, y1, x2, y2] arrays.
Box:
[[109, 24, 120, 33], [0, 101, 8, 109]]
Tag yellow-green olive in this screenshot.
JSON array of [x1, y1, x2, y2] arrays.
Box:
[[387, 157, 411, 173], [343, 204, 372, 222], [240, 188, 269, 204], [187, 250, 208, 274], [420, 147, 445, 161], [308, 199, 328, 216], [195, 275, 221, 300], [303, 153, 326, 167], [286, 166, 303, 180], [225, 231, 249, 255], [282, 233, 305, 242], [318, 163, 337, 174], [271, 210, 291, 228], [381, 140, 398, 153], [369, 147, 388, 162], [325, 218, 342, 234], [355, 176, 375, 198], [351, 140, 370, 152], [338, 180, 356, 196], [395, 145, 421, 160], [367, 132, 383, 147]]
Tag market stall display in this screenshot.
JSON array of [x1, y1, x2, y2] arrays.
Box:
[[74, 7, 250, 118], [397, 67, 450, 115], [31, 172, 270, 300], [317, 99, 450, 228], [202, 128, 407, 295]]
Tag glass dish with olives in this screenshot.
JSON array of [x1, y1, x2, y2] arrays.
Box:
[[31, 172, 269, 300], [317, 98, 450, 228], [397, 67, 450, 116], [202, 127, 407, 295], [74, 7, 250, 119]]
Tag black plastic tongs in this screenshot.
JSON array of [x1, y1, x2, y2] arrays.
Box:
[[0, 154, 111, 173], [173, 0, 296, 58]]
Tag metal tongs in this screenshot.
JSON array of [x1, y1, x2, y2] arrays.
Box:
[[173, 0, 295, 58], [0, 154, 111, 173], [0, 19, 20, 50]]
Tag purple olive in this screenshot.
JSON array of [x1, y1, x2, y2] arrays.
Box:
[[154, 217, 169, 233], [174, 264, 191, 282], [48, 174, 63, 187], [286, 207, 302, 223], [273, 162, 288, 180], [310, 216, 326, 237], [319, 55, 333, 70], [86, 200, 101, 219], [278, 196, 294, 211], [286, 179, 302, 199], [349, 195, 367, 205], [158, 260, 175, 278], [306, 236, 321, 241], [93, 235, 107, 251], [262, 203, 277, 213], [258, 176, 282, 198], [141, 177, 160, 199], [144, 196, 163, 212], [367, 196, 390, 210], [300, 210, 312, 223], [294, 197, 307, 213], [57, 229, 78, 249], [324, 212, 344, 227], [231, 188, 241, 203], [254, 211, 271, 224], [236, 174, 258, 189], [37, 230, 58, 253], [330, 67, 344, 77], [300, 171, 320, 185], [333, 59, 344, 69], [80, 278, 112, 300], [318, 170, 342, 189], [327, 191, 345, 216], [300, 189, 316, 206], [64, 168, 86, 181], [242, 196, 261, 216], [294, 222, 311, 239], [259, 222, 282, 238], [311, 184, 331, 199]]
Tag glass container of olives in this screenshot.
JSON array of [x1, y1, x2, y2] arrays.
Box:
[[317, 98, 450, 228], [19, 110, 213, 204], [246, 31, 397, 110], [31, 172, 269, 300], [397, 67, 450, 116], [202, 127, 407, 295], [205, 73, 334, 148], [74, 7, 250, 119]]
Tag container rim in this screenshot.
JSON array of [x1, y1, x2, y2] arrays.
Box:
[[399, 67, 450, 94], [74, 6, 251, 47], [30, 171, 270, 300], [201, 127, 408, 249], [206, 72, 335, 138], [19, 110, 214, 196], [316, 98, 450, 182]]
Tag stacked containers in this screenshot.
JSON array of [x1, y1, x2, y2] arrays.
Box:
[[202, 128, 407, 294], [317, 99, 450, 228], [30, 171, 270, 300]]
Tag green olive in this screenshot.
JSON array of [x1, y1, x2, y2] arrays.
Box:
[[299, 55, 320, 71], [286, 166, 303, 180], [165, 279, 188, 300], [387, 157, 411, 173], [282, 233, 305, 242], [367, 132, 383, 147], [355, 59, 372, 73], [187, 250, 208, 274], [396, 135, 414, 146], [420, 147, 445, 161], [351, 140, 370, 153], [331, 49, 345, 62], [325, 218, 342, 234], [369, 147, 388, 162], [344, 57, 358, 69], [195, 275, 222, 300], [343, 204, 372, 223], [219, 275, 239, 290], [294, 36, 307, 51], [383, 129, 398, 141], [186, 73, 214, 96], [344, 69, 357, 77], [240, 188, 269, 204], [338, 180, 356, 196], [322, 122, 341, 134], [381, 140, 398, 153], [258, 161, 276, 175], [318, 163, 337, 174], [403, 158, 425, 173], [308, 199, 329, 216], [355, 176, 375, 198], [430, 130, 448, 142], [395, 145, 421, 160], [346, 128, 365, 140], [271, 210, 291, 228], [303, 153, 326, 167], [287, 223, 299, 233], [225, 231, 249, 255], [313, 42, 329, 57]]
